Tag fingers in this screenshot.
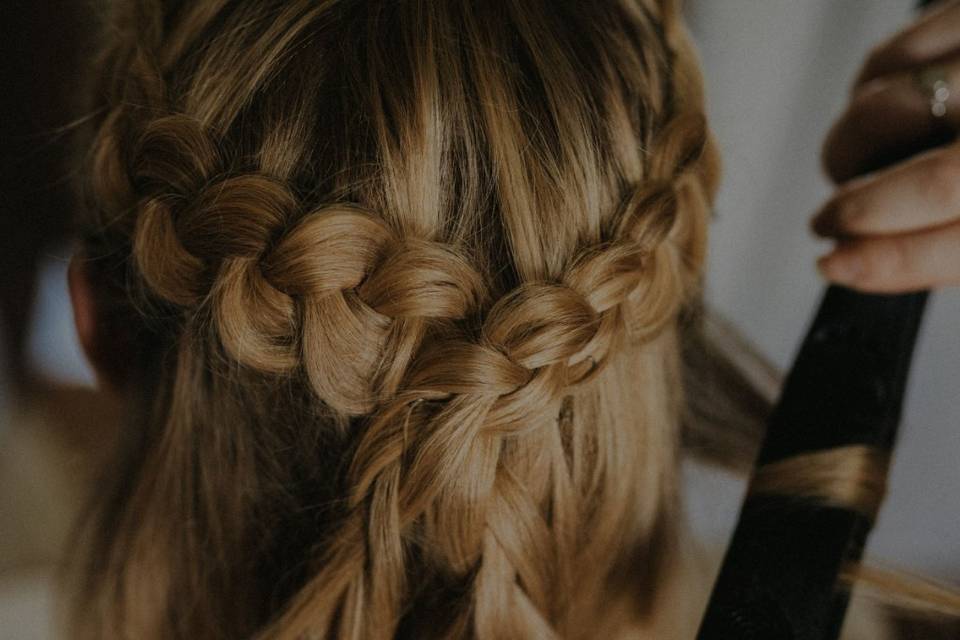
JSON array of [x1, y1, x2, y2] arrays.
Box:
[[824, 2, 960, 183], [822, 71, 947, 183], [814, 143, 960, 236], [814, 1, 960, 294], [817, 220, 960, 293], [856, 0, 960, 87], [814, 144, 960, 293]]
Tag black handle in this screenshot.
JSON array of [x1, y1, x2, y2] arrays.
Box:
[[696, 287, 927, 640], [696, 1, 936, 636]]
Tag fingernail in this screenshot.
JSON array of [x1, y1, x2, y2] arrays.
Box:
[[817, 252, 862, 283]]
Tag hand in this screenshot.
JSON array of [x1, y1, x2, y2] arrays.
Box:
[[813, 0, 960, 293]]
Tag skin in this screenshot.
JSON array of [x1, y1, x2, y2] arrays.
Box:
[[68, 256, 127, 395], [814, 0, 960, 293]]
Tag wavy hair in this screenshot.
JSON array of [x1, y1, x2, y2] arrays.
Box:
[[71, 0, 722, 638]]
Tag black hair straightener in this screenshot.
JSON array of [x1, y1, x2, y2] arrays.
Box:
[[695, 2, 937, 638]]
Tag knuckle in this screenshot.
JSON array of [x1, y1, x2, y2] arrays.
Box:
[[888, 38, 922, 68], [847, 87, 874, 122], [861, 38, 919, 85], [885, 238, 913, 278], [847, 81, 896, 135], [854, 251, 879, 286], [925, 152, 960, 205], [835, 198, 865, 232], [862, 41, 897, 79], [822, 186, 851, 217], [862, 44, 887, 77], [854, 241, 907, 289], [858, 240, 913, 292]]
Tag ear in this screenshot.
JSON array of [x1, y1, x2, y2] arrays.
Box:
[[68, 253, 130, 393]]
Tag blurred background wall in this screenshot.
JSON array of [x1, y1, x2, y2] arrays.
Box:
[[686, 0, 960, 581], [0, 3, 95, 637], [0, 1, 86, 399]]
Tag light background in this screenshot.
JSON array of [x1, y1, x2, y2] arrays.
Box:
[[686, 0, 959, 579]]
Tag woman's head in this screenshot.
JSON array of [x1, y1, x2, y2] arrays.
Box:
[[73, 1, 718, 637]]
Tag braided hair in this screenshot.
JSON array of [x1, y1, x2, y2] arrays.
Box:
[[72, 1, 720, 638]]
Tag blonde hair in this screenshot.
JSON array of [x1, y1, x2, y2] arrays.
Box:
[[75, 0, 723, 638], [71, 0, 960, 637]]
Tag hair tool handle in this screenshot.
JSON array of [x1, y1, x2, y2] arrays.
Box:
[[695, 2, 936, 638], [695, 287, 927, 640]]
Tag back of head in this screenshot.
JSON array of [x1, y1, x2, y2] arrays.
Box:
[[74, 0, 719, 637]]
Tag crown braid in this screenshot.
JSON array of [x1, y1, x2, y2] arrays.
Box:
[[75, 1, 719, 638], [103, 106, 707, 422], [93, 110, 486, 414]]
